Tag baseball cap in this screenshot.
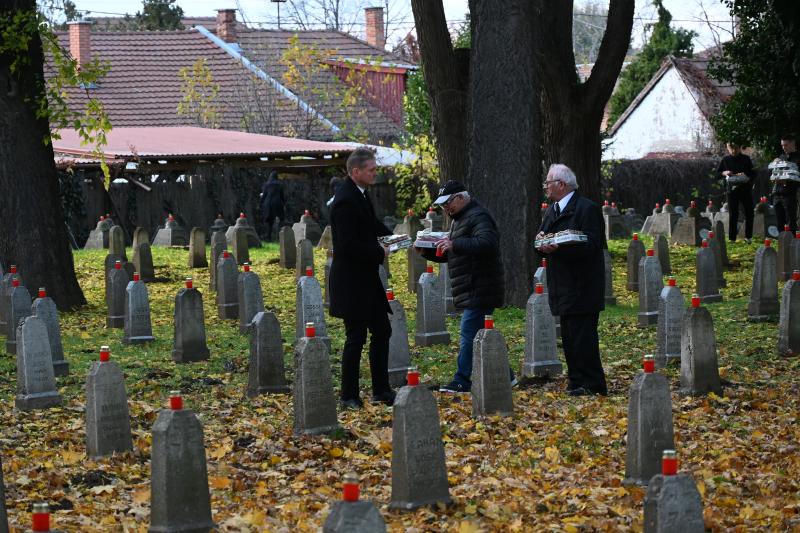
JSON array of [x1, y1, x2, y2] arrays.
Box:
[[433, 180, 467, 204]]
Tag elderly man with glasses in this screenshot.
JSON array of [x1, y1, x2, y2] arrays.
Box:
[[536, 164, 608, 396]]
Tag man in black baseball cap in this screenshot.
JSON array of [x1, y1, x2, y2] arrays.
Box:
[[433, 180, 467, 206]]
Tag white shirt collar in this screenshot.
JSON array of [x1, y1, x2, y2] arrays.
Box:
[[355, 183, 366, 194], [557, 190, 575, 212]]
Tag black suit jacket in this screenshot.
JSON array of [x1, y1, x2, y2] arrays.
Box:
[[539, 191, 606, 316], [329, 177, 392, 320]]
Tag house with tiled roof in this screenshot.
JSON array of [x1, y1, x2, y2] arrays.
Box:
[[603, 50, 734, 160], [52, 8, 414, 144]]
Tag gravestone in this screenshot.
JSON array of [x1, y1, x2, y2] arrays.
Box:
[[653, 235, 671, 276], [626, 233, 646, 292], [423, 207, 443, 231], [624, 355, 675, 486], [752, 196, 770, 239], [31, 288, 69, 376], [295, 239, 315, 280], [624, 208, 645, 233], [85, 347, 134, 457], [603, 201, 630, 240], [152, 214, 187, 246], [670, 201, 710, 246], [279, 226, 297, 269], [522, 283, 561, 378], [131, 242, 155, 282], [706, 230, 726, 288], [225, 212, 261, 248], [216, 251, 239, 320], [695, 241, 722, 303], [778, 270, 800, 357], [295, 268, 330, 349], [641, 203, 659, 235], [471, 319, 513, 417], [323, 474, 387, 533], [247, 311, 289, 396], [0, 456, 7, 533], [604, 250, 617, 305], [132, 227, 149, 250], [748, 239, 779, 322], [378, 264, 389, 291], [407, 248, 427, 294], [415, 266, 450, 346], [292, 210, 323, 246], [439, 263, 457, 315], [386, 289, 412, 388], [172, 279, 210, 363], [210, 214, 228, 236], [317, 225, 333, 250], [638, 250, 663, 327], [791, 232, 800, 275], [643, 454, 705, 533], [293, 326, 339, 435], [123, 274, 155, 344], [106, 261, 129, 328], [534, 258, 560, 335], [209, 231, 227, 291], [390, 376, 452, 510], [238, 264, 265, 334], [777, 225, 793, 280], [187, 228, 208, 268], [15, 315, 62, 410], [5, 280, 31, 355], [714, 220, 730, 267], [655, 277, 684, 368], [680, 296, 722, 396], [149, 394, 215, 533], [84, 216, 111, 249], [647, 201, 681, 238], [0, 264, 19, 329], [393, 210, 421, 238], [701, 200, 718, 224], [713, 203, 731, 238], [108, 225, 127, 261], [232, 227, 250, 266], [324, 249, 334, 308]]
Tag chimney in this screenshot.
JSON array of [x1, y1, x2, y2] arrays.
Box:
[[364, 7, 385, 50], [216, 9, 237, 43], [68, 20, 92, 67]]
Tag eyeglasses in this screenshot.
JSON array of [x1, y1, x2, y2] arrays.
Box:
[[543, 179, 562, 188], [443, 195, 459, 207]]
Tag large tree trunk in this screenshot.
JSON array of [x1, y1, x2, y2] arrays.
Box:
[[410, 0, 468, 185], [0, 1, 86, 310], [467, 0, 540, 307]]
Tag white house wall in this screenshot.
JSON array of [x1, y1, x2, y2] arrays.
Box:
[[603, 67, 716, 160]]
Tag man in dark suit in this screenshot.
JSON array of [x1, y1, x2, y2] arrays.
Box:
[[329, 147, 396, 409], [535, 164, 608, 396]]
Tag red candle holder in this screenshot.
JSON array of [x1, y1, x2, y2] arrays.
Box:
[[643, 354, 655, 373], [407, 209, 414, 216], [541, 258, 547, 268], [633, 233, 639, 241], [168, 214, 174, 221], [765, 238, 772, 247], [428, 206, 434, 212], [240, 212, 246, 219], [100, 346, 110, 362], [185, 278, 193, 289], [305, 322, 316, 338], [604, 200, 609, 206], [303, 210, 310, 216], [484, 315, 494, 329], [646, 249, 654, 256], [426, 264, 433, 273], [795, 232, 800, 239], [701, 239, 708, 248], [708, 231, 715, 239], [169, 390, 183, 410], [665, 198, 671, 204], [668, 277, 676, 287], [38, 287, 46, 298], [435, 247, 444, 257], [662, 450, 678, 475], [11, 279, 19, 288], [305, 266, 313, 277], [690, 200, 697, 208], [243, 263, 250, 272], [223, 250, 230, 259], [386, 288, 394, 301], [540, 203, 548, 209], [342, 473, 360, 502], [535, 283, 544, 294], [114, 260, 122, 270], [612, 202, 617, 208], [691, 294, 700, 308], [407, 367, 420, 386], [32, 502, 50, 532], [9, 265, 16, 273], [786, 225, 791, 231], [655, 203, 660, 209], [794, 270, 800, 281]]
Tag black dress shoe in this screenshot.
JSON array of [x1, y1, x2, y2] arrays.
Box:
[[568, 387, 591, 397], [340, 397, 363, 410], [371, 389, 397, 406]]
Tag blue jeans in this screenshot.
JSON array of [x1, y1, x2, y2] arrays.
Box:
[[453, 307, 494, 386]]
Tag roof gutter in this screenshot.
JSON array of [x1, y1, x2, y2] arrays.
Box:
[[193, 25, 342, 134]]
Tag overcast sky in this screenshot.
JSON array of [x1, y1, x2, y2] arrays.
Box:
[[59, 0, 734, 53]]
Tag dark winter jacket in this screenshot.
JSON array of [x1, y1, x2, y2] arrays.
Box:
[[422, 200, 504, 309], [260, 174, 286, 220], [538, 191, 605, 316], [773, 151, 800, 197], [716, 153, 755, 193]]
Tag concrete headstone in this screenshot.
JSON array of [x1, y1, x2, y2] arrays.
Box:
[[172, 280, 210, 363], [31, 288, 69, 376], [415, 267, 450, 346], [132, 227, 149, 250], [5, 280, 31, 355], [440, 263, 456, 315], [695, 241, 722, 303], [84, 216, 111, 249], [295, 239, 315, 280], [85, 347, 134, 457], [187, 228, 208, 268], [638, 250, 663, 327], [216, 251, 239, 320], [295, 268, 330, 349], [131, 242, 155, 282], [522, 284, 561, 378], [714, 220, 729, 267], [626, 234, 645, 292], [386, 289, 412, 388], [680, 298, 722, 396], [747, 239, 779, 322], [643, 466, 704, 533], [232, 227, 250, 266], [406, 247, 427, 294], [653, 235, 671, 276], [247, 311, 289, 397], [15, 316, 62, 410], [293, 327, 339, 435], [279, 226, 296, 269], [106, 261, 129, 328], [108, 225, 127, 262], [778, 270, 800, 356], [317, 225, 333, 250], [238, 265, 265, 333], [209, 231, 226, 291], [323, 477, 387, 533], [152, 214, 187, 246], [471, 321, 513, 417], [777, 225, 793, 280], [123, 275, 155, 344], [604, 249, 617, 306], [324, 249, 334, 308], [226, 212, 261, 248], [655, 278, 684, 368], [706, 230, 726, 288], [293, 211, 323, 246]]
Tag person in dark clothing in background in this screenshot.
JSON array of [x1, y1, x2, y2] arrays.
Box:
[[773, 134, 800, 234], [260, 170, 286, 241], [716, 143, 755, 242]]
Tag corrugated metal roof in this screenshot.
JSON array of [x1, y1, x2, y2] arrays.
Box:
[[53, 126, 353, 160]]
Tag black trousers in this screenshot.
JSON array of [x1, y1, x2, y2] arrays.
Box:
[[727, 186, 753, 241], [560, 313, 608, 394], [775, 192, 798, 235], [341, 312, 391, 400]]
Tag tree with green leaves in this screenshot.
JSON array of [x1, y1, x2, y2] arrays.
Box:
[[709, 0, 800, 154], [131, 0, 184, 31], [607, 0, 695, 127]]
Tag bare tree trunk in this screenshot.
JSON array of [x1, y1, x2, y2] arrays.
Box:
[[0, 0, 86, 310], [467, 0, 541, 307]]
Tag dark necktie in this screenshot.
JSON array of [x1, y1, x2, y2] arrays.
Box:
[[554, 203, 561, 216]]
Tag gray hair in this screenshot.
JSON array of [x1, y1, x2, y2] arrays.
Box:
[[548, 163, 578, 190], [346, 147, 376, 174], [457, 191, 470, 201]]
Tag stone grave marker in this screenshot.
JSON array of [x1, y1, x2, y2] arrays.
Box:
[[232, 226, 250, 266], [295, 267, 330, 349], [701, 200, 717, 224], [295, 239, 315, 280], [647, 200, 681, 238], [714, 220, 730, 267], [695, 240, 722, 303], [323, 473, 387, 533], [108, 225, 127, 261], [603, 201, 631, 240], [293, 323, 339, 435], [471, 316, 513, 417], [132, 227, 149, 250], [209, 231, 226, 291], [5, 278, 31, 355], [406, 247, 427, 293], [15, 315, 62, 410], [748, 238, 779, 321], [0, 264, 19, 330], [777, 225, 793, 280], [415, 265, 450, 346], [439, 263, 456, 315], [534, 258, 548, 291], [604, 249, 617, 305], [680, 295, 722, 396], [123, 273, 155, 344], [216, 250, 239, 320], [149, 391, 215, 532], [778, 270, 800, 356], [522, 283, 561, 378], [324, 249, 334, 308], [706, 230, 726, 288], [31, 287, 69, 376], [85, 346, 134, 457], [293, 210, 323, 246], [131, 242, 155, 282], [627, 233, 646, 292], [378, 264, 389, 291], [752, 196, 771, 239], [279, 226, 296, 269], [247, 311, 289, 397], [390, 370, 452, 510], [624, 355, 675, 486], [653, 235, 671, 276], [238, 263, 265, 334], [317, 225, 333, 250], [106, 260, 129, 328], [641, 203, 659, 234], [393, 209, 420, 237], [670, 201, 710, 246], [386, 289, 412, 388], [655, 277, 684, 368], [210, 213, 228, 236], [84, 216, 111, 249], [225, 212, 261, 248], [172, 279, 210, 363], [187, 228, 208, 268], [423, 207, 443, 231], [638, 249, 663, 327], [643, 451, 705, 533], [152, 214, 187, 246], [623, 207, 645, 234], [0, 456, 7, 532]]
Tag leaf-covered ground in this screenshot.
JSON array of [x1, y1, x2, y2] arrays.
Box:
[[1, 237, 798, 531]]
